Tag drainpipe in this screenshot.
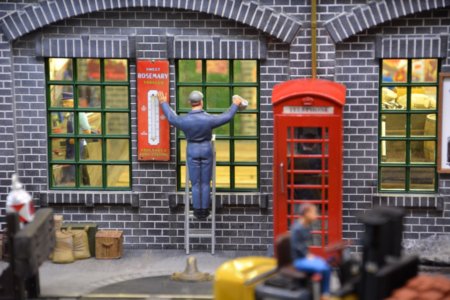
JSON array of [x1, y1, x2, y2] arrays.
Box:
[[311, 0, 317, 79]]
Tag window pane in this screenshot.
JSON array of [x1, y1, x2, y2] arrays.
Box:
[[178, 87, 201, 110], [381, 140, 406, 163], [79, 112, 102, 134], [52, 164, 75, 187], [50, 112, 73, 134], [411, 87, 437, 110], [211, 115, 230, 136], [179, 139, 187, 162], [107, 139, 129, 161], [216, 166, 230, 188], [178, 60, 202, 82], [106, 113, 129, 135], [105, 59, 128, 81], [382, 87, 406, 110], [206, 87, 229, 109], [234, 113, 257, 136], [382, 59, 408, 83], [206, 60, 229, 83], [78, 85, 101, 108], [234, 87, 258, 110], [50, 138, 73, 161], [215, 140, 230, 162], [180, 165, 187, 188], [235, 166, 257, 189], [49, 58, 72, 81], [80, 164, 102, 187], [77, 59, 100, 81], [105, 86, 129, 109], [81, 139, 102, 161], [410, 167, 435, 190], [49, 85, 73, 108], [234, 60, 257, 83], [380, 167, 405, 190], [412, 59, 438, 83], [107, 165, 130, 187], [234, 140, 257, 162], [381, 114, 406, 137], [411, 114, 435, 137], [411, 141, 435, 163]]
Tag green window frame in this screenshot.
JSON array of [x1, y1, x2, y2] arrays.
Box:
[[378, 58, 439, 192], [176, 60, 260, 192], [46, 58, 132, 190]]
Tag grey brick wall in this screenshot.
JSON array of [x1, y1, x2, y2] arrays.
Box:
[[0, 0, 449, 252]]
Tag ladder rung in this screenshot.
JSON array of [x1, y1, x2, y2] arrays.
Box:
[[189, 229, 213, 237], [188, 212, 212, 220]]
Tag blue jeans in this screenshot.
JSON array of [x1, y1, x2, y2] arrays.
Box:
[[294, 257, 331, 294], [187, 141, 213, 209]]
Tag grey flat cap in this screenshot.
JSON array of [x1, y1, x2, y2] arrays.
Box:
[[188, 90, 204, 103]]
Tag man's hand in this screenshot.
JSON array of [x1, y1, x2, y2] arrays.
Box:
[[157, 91, 168, 104], [232, 95, 243, 106]]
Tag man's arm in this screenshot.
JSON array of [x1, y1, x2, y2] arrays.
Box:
[[158, 91, 183, 129], [79, 113, 91, 134], [209, 95, 242, 129]]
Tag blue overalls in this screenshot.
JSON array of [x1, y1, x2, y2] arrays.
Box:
[[161, 102, 239, 209]]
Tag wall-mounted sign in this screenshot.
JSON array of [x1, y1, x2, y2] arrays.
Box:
[[283, 106, 334, 115], [438, 73, 450, 173], [137, 60, 170, 161]]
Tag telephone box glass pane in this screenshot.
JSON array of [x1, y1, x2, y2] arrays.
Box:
[[80, 139, 102, 161], [411, 87, 437, 110], [77, 59, 100, 81], [105, 86, 129, 109], [233, 60, 257, 83], [106, 113, 128, 135], [381, 140, 406, 163], [107, 139, 129, 161], [105, 59, 128, 82], [49, 85, 74, 108], [380, 167, 406, 190], [235, 166, 257, 188], [52, 164, 75, 187], [233, 87, 257, 109], [206, 87, 229, 109], [178, 60, 202, 82], [234, 113, 257, 136], [410, 141, 435, 163], [293, 189, 322, 200], [216, 166, 230, 188], [381, 87, 406, 110], [178, 86, 202, 110], [107, 165, 130, 187], [79, 164, 102, 187], [79, 112, 102, 135], [411, 114, 435, 137], [50, 138, 72, 161], [410, 167, 435, 190], [78, 86, 101, 108], [206, 60, 229, 83], [382, 59, 408, 83], [234, 140, 257, 162], [381, 114, 406, 137], [50, 112, 74, 134], [411, 59, 438, 83], [49, 58, 73, 81], [216, 140, 230, 162]]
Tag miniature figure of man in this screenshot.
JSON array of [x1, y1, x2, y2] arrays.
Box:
[[158, 90, 242, 220], [291, 203, 331, 298]]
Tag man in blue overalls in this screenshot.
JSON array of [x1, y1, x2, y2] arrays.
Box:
[[158, 90, 242, 220]]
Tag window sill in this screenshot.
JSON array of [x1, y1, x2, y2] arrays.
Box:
[[167, 192, 270, 209], [372, 193, 446, 210], [37, 190, 140, 208]]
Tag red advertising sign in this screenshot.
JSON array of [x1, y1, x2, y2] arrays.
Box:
[[137, 60, 170, 161]]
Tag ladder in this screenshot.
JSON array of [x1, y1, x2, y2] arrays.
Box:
[[184, 135, 217, 255]]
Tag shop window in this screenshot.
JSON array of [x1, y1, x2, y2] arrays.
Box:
[[47, 58, 131, 190], [176, 60, 259, 191], [379, 58, 439, 192]]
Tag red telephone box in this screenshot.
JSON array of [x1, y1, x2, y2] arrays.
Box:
[[272, 79, 346, 255]]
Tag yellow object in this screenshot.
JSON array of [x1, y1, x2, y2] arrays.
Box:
[[214, 256, 277, 300]]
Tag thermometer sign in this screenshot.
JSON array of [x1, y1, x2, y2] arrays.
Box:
[[137, 60, 170, 161]]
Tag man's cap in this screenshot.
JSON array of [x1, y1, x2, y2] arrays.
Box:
[[188, 90, 204, 103], [62, 92, 73, 100]]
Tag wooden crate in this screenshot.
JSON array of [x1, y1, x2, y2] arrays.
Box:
[[95, 230, 123, 259]]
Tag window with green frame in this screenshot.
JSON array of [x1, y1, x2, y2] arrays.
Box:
[[379, 58, 439, 192], [46, 58, 131, 190], [176, 60, 259, 191]]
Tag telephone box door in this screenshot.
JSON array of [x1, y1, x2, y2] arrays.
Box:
[[274, 115, 342, 255]]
